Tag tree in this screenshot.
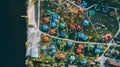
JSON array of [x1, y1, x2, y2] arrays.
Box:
[[78, 54, 85, 62]]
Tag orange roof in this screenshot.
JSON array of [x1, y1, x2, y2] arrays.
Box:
[[107, 34, 112, 39], [59, 53, 65, 60], [70, 24, 75, 30], [43, 17, 50, 23], [78, 45, 84, 49], [77, 49, 82, 54], [73, 8, 79, 14], [50, 29, 56, 35], [43, 36, 49, 42]]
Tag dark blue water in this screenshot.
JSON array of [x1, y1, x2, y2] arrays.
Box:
[[6, 0, 27, 67]]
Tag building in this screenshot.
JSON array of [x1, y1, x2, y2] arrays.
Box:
[[57, 39, 62, 45], [60, 23, 65, 29], [75, 0, 82, 4], [43, 36, 49, 42], [59, 53, 65, 60], [43, 17, 50, 23], [50, 29, 56, 35], [78, 33, 84, 39], [70, 56, 76, 61], [81, 60, 87, 65], [42, 25, 48, 31], [82, 35, 88, 41], [81, 1, 87, 8], [61, 31, 66, 38], [47, 9, 52, 15], [52, 49, 56, 55], [41, 46, 46, 52], [82, 20, 89, 26], [77, 25, 82, 31], [79, 7, 84, 14], [67, 41, 73, 47], [51, 22, 57, 28], [70, 24, 75, 30], [106, 59, 120, 67], [103, 7, 110, 13], [50, 45, 56, 50], [103, 34, 113, 41]]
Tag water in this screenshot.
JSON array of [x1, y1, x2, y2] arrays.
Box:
[[7, 0, 27, 67]]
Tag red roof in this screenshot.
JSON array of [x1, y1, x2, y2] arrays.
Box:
[[103, 34, 113, 41], [43, 17, 50, 23], [78, 45, 84, 49], [59, 53, 65, 60], [43, 36, 49, 42], [79, 7, 84, 14], [107, 34, 112, 39], [103, 36, 108, 41], [70, 24, 75, 30], [77, 25, 82, 31], [76, 0, 82, 4], [77, 49, 82, 54], [50, 29, 56, 35]]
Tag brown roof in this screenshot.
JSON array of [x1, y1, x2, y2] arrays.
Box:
[[107, 60, 120, 67]]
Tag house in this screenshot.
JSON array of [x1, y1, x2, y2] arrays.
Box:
[[82, 35, 88, 41], [95, 48, 101, 54], [103, 7, 110, 13], [70, 56, 76, 61], [81, 60, 87, 65], [59, 53, 65, 60], [51, 22, 57, 28], [89, 10, 95, 16], [106, 59, 120, 67], [50, 45, 56, 50], [46, 55, 52, 60], [43, 17, 50, 23], [77, 49, 82, 54], [52, 49, 56, 55], [52, 13, 59, 24], [77, 25, 82, 31], [57, 39, 62, 45], [82, 20, 89, 26], [78, 33, 84, 39], [103, 34, 113, 41], [67, 41, 73, 47], [41, 46, 46, 52], [50, 29, 56, 35], [47, 9, 52, 15], [81, 1, 87, 8], [43, 36, 49, 42], [61, 31, 66, 38], [75, 0, 82, 4], [78, 44, 84, 49], [60, 23, 65, 29], [42, 25, 48, 31], [78, 33, 88, 41], [77, 45, 84, 54], [79, 7, 84, 14], [70, 24, 75, 30]]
